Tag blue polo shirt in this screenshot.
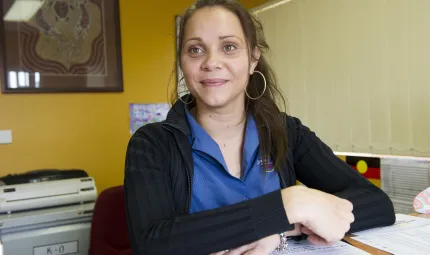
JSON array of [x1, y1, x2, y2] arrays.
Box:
[[185, 107, 281, 214]]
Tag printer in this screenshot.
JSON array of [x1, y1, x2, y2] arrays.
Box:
[[0, 170, 97, 255]]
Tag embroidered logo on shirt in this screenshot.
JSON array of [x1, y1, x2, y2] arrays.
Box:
[[258, 156, 275, 172]]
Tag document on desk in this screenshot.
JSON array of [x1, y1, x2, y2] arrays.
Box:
[[352, 214, 430, 237], [270, 240, 370, 255], [351, 214, 430, 255]]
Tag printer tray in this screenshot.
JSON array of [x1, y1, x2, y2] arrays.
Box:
[[1, 221, 91, 255], [0, 169, 88, 185]]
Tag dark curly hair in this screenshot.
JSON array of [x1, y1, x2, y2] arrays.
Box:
[[173, 0, 288, 172]]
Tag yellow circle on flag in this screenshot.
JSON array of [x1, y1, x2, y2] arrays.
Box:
[[356, 160, 368, 174]]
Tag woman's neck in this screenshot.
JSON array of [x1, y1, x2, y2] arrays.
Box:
[[191, 101, 246, 142]]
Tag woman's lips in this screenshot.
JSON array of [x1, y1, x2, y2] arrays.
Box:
[[200, 79, 228, 87]]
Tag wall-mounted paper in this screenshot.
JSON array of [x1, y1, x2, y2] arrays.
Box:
[[129, 103, 170, 134]]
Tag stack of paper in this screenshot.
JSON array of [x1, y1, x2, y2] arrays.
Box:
[[270, 240, 370, 255], [351, 214, 430, 255], [381, 158, 430, 214]]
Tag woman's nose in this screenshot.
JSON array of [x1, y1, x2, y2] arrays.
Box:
[[201, 52, 222, 71]]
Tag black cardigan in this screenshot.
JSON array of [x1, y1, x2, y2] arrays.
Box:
[[124, 100, 395, 255]]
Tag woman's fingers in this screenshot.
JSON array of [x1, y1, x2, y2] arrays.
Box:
[[285, 223, 303, 236], [242, 247, 270, 255], [225, 242, 257, 255], [300, 226, 314, 235], [307, 234, 330, 245], [335, 202, 354, 221], [345, 211, 355, 223], [303, 227, 341, 246], [336, 198, 353, 212], [335, 209, 354, 233], [209, 251, 228, 255]]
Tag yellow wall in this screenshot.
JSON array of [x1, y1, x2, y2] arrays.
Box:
[[243, 0, 269, 8], [0, 0, 267, 192]]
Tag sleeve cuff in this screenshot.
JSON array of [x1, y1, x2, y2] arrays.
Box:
[[248, 190, 294, 239]]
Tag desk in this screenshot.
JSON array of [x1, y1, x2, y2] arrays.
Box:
[[343, 236, 390, 255], [344, 213, 430, 254]]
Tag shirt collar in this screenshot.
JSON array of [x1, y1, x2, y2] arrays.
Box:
[[243, 113, 259, 168], [185, 104, 260, 171]]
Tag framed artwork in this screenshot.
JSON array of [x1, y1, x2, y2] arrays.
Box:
[[175, 15, 182, 84], [129, 103, 170, 134], [175, 15, 187, 98], [0, 0, 123, 93]]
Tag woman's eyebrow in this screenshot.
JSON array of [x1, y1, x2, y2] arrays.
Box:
[[184, 35, 244, 44], [219, 35, 243, 43], [184, 37, 203, 44]]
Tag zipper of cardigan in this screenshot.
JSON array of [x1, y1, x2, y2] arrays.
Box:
[[185, 155, 192, 212], [164, 125, 192, 212], [279, 171, 286, 189], [278, 158, 287, 189], [180, 136, 193, 212]]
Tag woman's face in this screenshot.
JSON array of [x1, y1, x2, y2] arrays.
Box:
[[181, 7, 259, 109]]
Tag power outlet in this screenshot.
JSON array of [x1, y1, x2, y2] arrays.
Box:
[[0, 130, 12, 144]]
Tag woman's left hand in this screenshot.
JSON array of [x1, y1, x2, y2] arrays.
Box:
[[300, 226, 334, 245], [209, 223, 303, 255], [210, 234, 280, 255]]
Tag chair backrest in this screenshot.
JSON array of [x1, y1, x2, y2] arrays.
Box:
[[90, 186, 132, 255]]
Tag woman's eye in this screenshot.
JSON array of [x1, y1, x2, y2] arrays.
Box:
[[224, 44, 237, 52], [189, 47, 203, 54]]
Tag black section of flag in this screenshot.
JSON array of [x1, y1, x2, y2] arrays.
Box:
[[345, 156, 380, 168]]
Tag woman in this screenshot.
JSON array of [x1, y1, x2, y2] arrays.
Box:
[[124, 0, 395, 254]]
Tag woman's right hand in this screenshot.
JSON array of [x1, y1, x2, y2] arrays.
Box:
[[281, 186, 354, 244]]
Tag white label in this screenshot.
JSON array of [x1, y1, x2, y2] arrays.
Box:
[[33, 241, 78, 255], [0, 130, 12, 144]]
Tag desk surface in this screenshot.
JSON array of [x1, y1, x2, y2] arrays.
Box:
[[344, 213, 430, 254], [343, 236, 390, 255]]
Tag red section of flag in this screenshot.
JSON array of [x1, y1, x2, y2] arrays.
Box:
[[351, 166, 381, 179]]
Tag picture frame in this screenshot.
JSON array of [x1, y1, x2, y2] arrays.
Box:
[[175, 15, 187, 98], [0, 0, 123, 93], [175, 16, 183, 84]]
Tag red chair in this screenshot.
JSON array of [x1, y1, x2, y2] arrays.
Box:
[[90, 186, 132, 255]]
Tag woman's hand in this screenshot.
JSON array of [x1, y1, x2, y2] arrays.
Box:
[[285, 223, 303, 237], [209, 234, 280, 255], [300, 225, 333, 245], [209, 224, 303, 255], [282, 186, 354, 244]]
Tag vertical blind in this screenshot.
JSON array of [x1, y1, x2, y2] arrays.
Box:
[[254, 0, 430, 158], [381, 158, 430, 214]]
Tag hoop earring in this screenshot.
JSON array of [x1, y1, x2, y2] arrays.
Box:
[[245, 70, 267, 100], [177, 77, 194, 104]]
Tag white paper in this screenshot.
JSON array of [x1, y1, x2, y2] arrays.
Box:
[[270, 240, 370, 255], [352, 225, 430, 255], [351, 214, 430, 255], [352, 214, 430, 237]]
